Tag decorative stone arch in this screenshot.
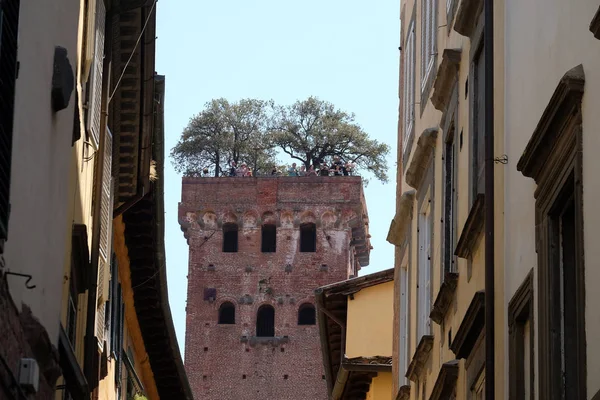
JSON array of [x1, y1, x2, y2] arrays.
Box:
[[221, 210, 239, 226], [299, 210, 317, 226], [341, 210, 359, 229], [279, 211, 294, 228], [200, 210, 218, 230], [242, 210, 259, 228], [320, 210, 338, 229], [261, 211, 277, 226]]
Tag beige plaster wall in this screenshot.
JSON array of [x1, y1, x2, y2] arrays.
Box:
[[4, 1, 81, 345], [504, 0, 600, 396], [346, 281, 394, 358]]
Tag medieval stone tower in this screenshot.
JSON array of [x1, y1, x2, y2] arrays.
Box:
[[179, 176, 371, 400]]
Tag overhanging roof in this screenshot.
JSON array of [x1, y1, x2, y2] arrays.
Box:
[[122, 75, 193, 399], [315, 268, 394, 399]]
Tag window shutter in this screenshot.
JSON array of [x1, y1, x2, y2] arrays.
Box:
[[96, 129, 113, 347], [83, 0, 97, 81], [0, 0, 20, 241], [88, 0, 105, 147]]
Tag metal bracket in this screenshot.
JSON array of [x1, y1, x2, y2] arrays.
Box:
[[494, 154, 508, 164], [5, 271, 36, 289]]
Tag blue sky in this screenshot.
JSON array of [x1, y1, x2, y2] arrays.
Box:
[[156, 0, 400, 351]]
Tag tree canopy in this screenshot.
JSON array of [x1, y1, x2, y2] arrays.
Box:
[[171, 96, 391, 182]]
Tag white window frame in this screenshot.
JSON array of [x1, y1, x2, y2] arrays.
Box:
[[402, 20, 416, 157], [417, 192, 432, 340], [399, 251, 410, 386], [421, 0, 437, 91]]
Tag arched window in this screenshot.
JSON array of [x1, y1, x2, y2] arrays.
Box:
[[300, 223, 316, 252], [218, 302, 235, 324], [298, 303, 316, 325], [261, 224, 276, 253], [256, 305, 275, 337], [222, 223, 238, 252]]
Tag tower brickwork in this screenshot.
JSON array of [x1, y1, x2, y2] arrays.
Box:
[[179, 176, 371, 400]]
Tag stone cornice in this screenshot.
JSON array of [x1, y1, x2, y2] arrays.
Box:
[[386, 190, 416, 246], [430, 272, 459, 325], [405, 128, 438, 189], [431, 49, 462, 112], [450, 291, 485, 359], [517, 64, 585, 181], [454, 194, 485, 259], [454, 0, 483, 37], [429, 360, 459, 400], [590, 6, 600, 40], [406, 335, 434, 382]]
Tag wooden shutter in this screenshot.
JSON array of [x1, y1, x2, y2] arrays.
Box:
[[403, 21, 415, 153], [88, 0, 105, 147], [96, 129, 113, 346], [0, 0, 20, 241]]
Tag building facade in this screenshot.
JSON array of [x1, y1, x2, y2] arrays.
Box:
[[316, 268, 394, 400], [392, 0, 600, 399], [179, 176, 371, 400], [388, 0, 505, 398], [0, 1, 191, 399]]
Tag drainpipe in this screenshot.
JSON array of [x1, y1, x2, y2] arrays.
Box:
[[484, 0, 495, 397]]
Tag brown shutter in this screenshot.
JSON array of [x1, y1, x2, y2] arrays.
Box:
[[88, 0, 105, 146], [0, 0, 20, 241]]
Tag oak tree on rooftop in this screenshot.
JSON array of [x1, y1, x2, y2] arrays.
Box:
[[171, 96, 390, 183]]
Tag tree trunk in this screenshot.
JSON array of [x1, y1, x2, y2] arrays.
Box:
[[215, 151, 220, 177]]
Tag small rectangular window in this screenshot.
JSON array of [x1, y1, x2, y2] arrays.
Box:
[[223, 223, 238, 252], [300, 223, 316, 253], [261, 225, 276, 253], [472, 42, 485, 200]]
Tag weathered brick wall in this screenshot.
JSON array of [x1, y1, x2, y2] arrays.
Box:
[[179, 177, 370, 400]]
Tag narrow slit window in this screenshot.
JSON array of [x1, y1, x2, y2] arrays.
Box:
[[261, 224, 276, 253], [300, 223, 316, 253], [298, 304, 316, 325], [218, 302, 235, 324], [222, 223, 238, 253], [256, 305, 275, 337]]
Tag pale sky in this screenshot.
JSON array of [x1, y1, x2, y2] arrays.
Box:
[[156, 0, 400, 351]]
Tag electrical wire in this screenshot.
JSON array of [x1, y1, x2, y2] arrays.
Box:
[[108, 0, 157, 104]]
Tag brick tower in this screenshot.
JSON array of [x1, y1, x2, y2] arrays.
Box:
[[179, 176, 371, 400]]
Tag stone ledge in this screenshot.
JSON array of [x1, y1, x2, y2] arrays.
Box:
[[454, 0, 483, 37], [386, 190, 416, 246], [405, 128, 438, 189], [590, 6, 600, 40], [240, 335, 290, 347], [430, 272, 459, 325], [454, 194, 484, 259], [431, 49, 462, 112], [406, 335, 434, 382]]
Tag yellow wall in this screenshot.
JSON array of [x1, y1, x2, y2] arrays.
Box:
[[366, 372, 393, 400], [346, 281, 394, 358]]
